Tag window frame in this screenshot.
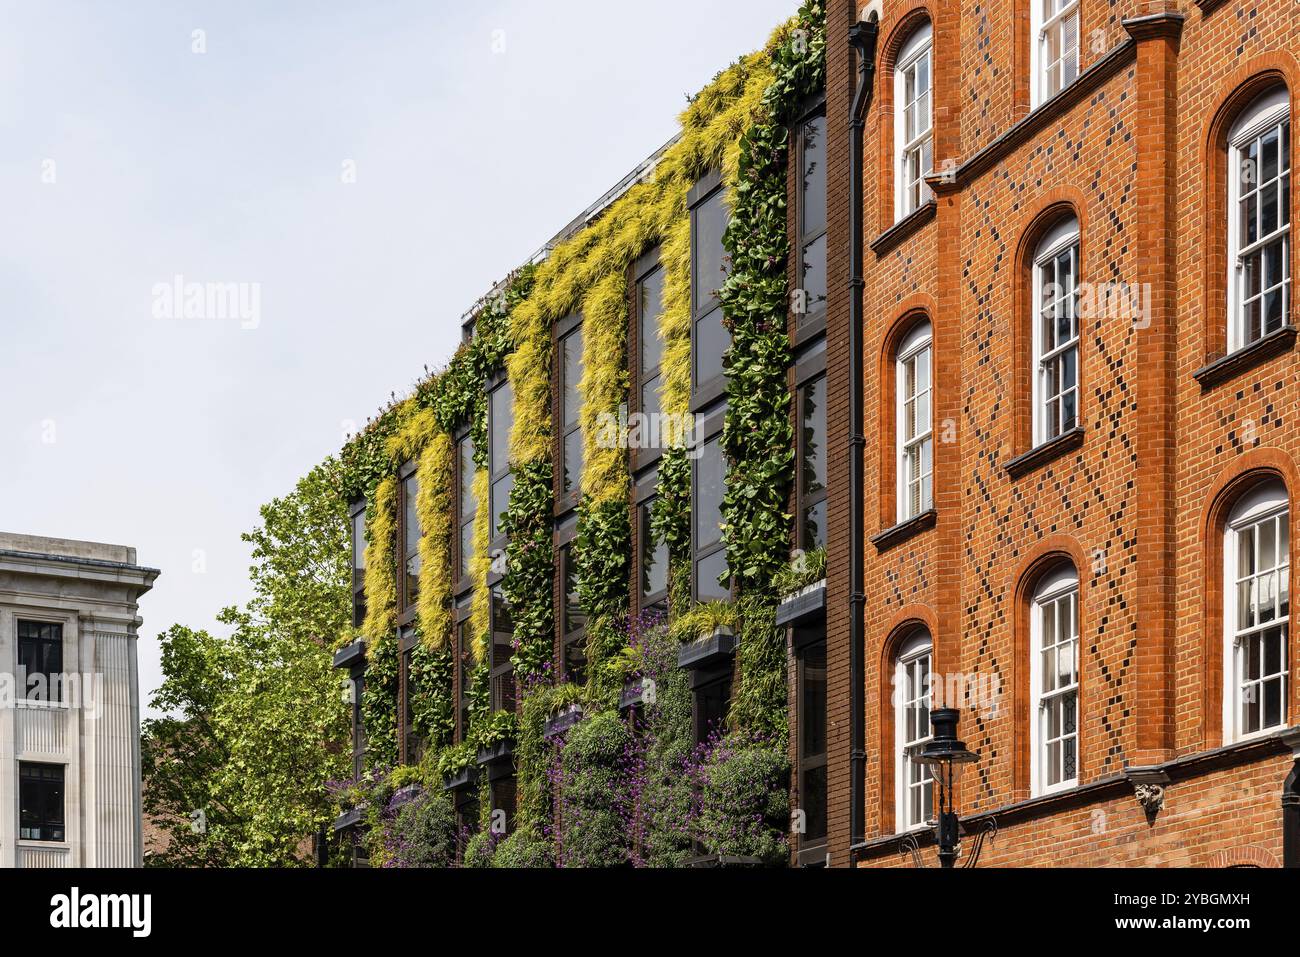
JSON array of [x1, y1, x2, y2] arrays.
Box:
[[558, 537, 588, 685], [1222, 481, 1291, 744], [397, 460, 421, 626], [556, 315, 585, 514], [1029, 565, 1080, 796], [348, 498, 368, 629], [794, 632, 829, 863], [634, 250, 667, 471], [454, 598, 475, 744], [634, 467, 670, 612], [893, 23, 934, 221], [18, 761, 65, 843], [487, 375, 514, 554], [454, 429, 477, 593], [488, 585, 516, 715], [1227, 87, 1291, 355], [689, 171, 730, 411], [16, 618, 63, 703], [893, 630, 934, 833], [1031, 218, 1081, 448], [895, 320, 934, 524], [691, 402, 731, 605], [1030, 0, 1080, 109], [794, 102, 830, 328]]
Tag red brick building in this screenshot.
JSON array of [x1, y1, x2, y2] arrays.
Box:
[[813, 0, 1300, 867]]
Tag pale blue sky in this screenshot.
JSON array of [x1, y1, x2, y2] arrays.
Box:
[[0, 0, 799, 714]]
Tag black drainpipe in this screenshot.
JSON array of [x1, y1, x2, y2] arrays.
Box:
[[1285, 761, 1300, 868], [846, 12, 879, 865]]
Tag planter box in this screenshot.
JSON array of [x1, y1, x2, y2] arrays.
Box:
[[333, 806, 363, 832], [543, 705, 584, 739], [619, 679, 655, 713], [476, 739, 516, 767], [441, 765, 479, 793], [677, 629, 737, 672], [775, 580, 827, 628]]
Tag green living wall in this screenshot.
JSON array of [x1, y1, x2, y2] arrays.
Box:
[[330, 0, 827, 868]]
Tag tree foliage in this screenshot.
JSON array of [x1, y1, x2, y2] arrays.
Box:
[[142, 459, 351, 867]]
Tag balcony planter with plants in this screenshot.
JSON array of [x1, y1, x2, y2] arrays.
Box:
[[543, 703, 584, 740], [773, 548, 828, 629], [474, 710, 519, 768], [618, 678, 655, 713], [437, 741, 479, 792]]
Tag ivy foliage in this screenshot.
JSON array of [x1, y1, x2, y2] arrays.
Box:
[[718, 0, 827, 596]]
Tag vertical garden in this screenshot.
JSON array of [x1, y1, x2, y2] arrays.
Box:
[[328, 0, 827, 868]]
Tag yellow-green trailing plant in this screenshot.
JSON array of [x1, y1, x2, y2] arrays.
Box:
[[361, 476, 400, 768], [415, 431, 455, 649]]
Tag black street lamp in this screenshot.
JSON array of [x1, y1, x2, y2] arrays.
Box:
[[914, 708, 980, 869]]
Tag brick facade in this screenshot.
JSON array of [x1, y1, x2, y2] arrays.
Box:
[[823, 0, 1300, 867]]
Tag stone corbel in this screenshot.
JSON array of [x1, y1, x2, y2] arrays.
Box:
[[1125, 767, 1172, 823]]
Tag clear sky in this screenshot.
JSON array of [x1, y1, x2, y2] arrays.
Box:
[[0, 0, 799, 715]]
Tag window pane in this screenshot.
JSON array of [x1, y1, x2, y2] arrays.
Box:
[[800, 377, 827, 497], [562, 327, 584, 429], [801, 234, 828, 319], [694, 189, 729, 313], [800, 641, 827, 757], [640, 268, 665, 374], [696, 550, 730, 603], [801, 114, 827, 237], [563, 547, 587, 636], [490, 382, 513, 479], [695, 307, 729, 387], [640, 375, 662, 423], [695, 437, 725, 550], [458, 518, 474, 581], [403, 476, 420, 555], [458, 438, 476, 521], [803, 500, 827, 551], [491, 473, 514, 541], [562, 428, 583, 498], [352, 510, 366, 572], [640, 499, 668, 601]]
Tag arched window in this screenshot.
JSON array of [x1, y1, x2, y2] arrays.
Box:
[[1030, 0, 1079, 108], [896, 320, 933, 522], [1032, 217, 1080, 446], [1223, 480, 1290, 742], [894, 629, 934, 831], [1030, 564, 1079, 795], [1227, 86, 1291, 353], [894, 22, 933, 221]]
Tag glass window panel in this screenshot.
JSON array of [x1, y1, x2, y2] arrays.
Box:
[[695, 307, 729, 387], [491, 473, 514, 541], [640, 499, 668, 601], [562, 428, 583, 497], [803, 500, 827, 551], [800, 377, 827, 496], [640, 268, 665, 374], [801, 234, 828, 318], [352, 510, 366, 572], [490, 382, 513, 479], [696, 550, 731, 603], [459, 438, 476, 521], [694, 189, 729, 313], [801, 114, 827, 237], [562, 328, 584, 428], [695, 437, 725, 550]]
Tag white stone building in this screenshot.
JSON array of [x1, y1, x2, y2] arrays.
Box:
[[0, 533, 158, 867]]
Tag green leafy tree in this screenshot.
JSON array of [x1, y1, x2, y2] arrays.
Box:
[[142, 459, 352, 867]]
